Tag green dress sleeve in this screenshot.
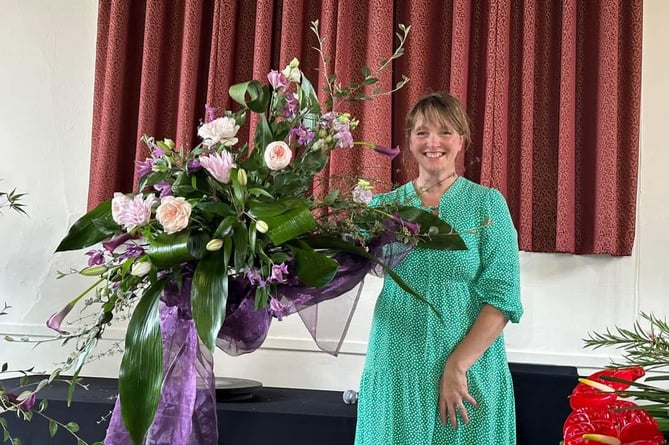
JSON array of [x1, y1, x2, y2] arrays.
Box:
[[472, 188, 523, 323]]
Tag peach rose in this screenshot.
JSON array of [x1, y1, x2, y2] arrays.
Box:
[[156, 196, 192, 234], [263, 141, 292, 171]]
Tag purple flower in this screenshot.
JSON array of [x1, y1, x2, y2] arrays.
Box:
[[135, 158, 154, 177], [187, 159, 201, 173], [283, 93, 298, 119], [289, 125, 314, 146], [46, 301, 76, 335], [118, 244, 145, 260], [6, 392, 36, 410], [267, 70, 288, 90], [102, 233, 135, 254], [269, 297, 291, 321], [246, 268, 266, 288], [151, 143, 165, 158], [205, 103, 217, 123], [85, 249, 105, 266], [373, 144, 401, 160], [268, 262, 289, 283], [153, 180, 172, 198], [352, 185, 373, 205]]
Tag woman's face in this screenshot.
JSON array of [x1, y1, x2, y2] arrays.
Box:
[[408, 115, 464, 177]]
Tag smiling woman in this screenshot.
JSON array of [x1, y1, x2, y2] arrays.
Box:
[[355, 92, 523, 445]]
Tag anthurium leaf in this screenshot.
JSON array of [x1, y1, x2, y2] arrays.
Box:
[[148, 231, 210, 268], [56, 199, 118, 252], [396, 207, 467, 250], [302, 237, 442, 321], [119, 277, 167, 445], [192, 252, 229, 350], [286, 240, 338, 288], [248, 199, 317, 245], [229, 80, 270, 113]]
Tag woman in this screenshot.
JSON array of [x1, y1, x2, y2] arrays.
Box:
[[355, 92, 523, 444]]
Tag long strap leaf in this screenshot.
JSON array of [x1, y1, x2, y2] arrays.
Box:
[[119, 277, 167, 445], [192, 252, 229, 350], [56, 199, 117, 252]]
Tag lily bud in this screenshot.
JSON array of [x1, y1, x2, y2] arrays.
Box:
[[206, 238, 224, 251], [130, 261, 152, 277], [164, 138, 175, 150], [237, 168, 248, 186], [256, 220, 269, 233], [80, 265, 107, 276]]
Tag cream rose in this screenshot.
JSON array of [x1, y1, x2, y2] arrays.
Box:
[[156, 196, 192, 234], [263, 141, 293, 171], [197, 116, 240, 147]]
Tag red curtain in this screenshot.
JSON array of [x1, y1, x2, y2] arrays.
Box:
[[89, 0, 642, 256]]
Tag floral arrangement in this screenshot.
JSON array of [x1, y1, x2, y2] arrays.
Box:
[[561, 313, 669, 445], [25, 22, 467, 444]]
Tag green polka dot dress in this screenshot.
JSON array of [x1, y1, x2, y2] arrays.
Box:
[[355, 177, 523, 445]]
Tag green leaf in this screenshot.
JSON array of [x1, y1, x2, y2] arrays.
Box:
[[148, 231, 210, 268], [253, 114, 273, 156], [302, 237, 443, 321], [232, 222, 249, 271], [192, 252, 229, 351], [39, 399, 48, 412], [229, 80, 270, 113], [286, 241, 338, 288], [65, 422, 79, 433], [247, 187, 274, 199], [1, 362, 6, 372], [361, 66, 371, 78], [49, 420, 57, 438], [119, 278, 167, 445], [196, 202, 234, 218], [248, 199, 317, 246], [396, 207, 467, 251], [299, 73, 321, 115], [55, 200, 118, 252]]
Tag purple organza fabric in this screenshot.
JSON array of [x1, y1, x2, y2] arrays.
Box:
[[105, 237, 413, 443], [104, 303, 217, 445]]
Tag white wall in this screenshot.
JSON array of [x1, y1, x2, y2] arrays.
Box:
[[0, 0, 667, 391]]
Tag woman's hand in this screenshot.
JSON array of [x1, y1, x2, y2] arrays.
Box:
[[439, 360, 478, 429]]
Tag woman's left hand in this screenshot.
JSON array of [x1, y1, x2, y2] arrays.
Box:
[[439, 360, 478, 429]]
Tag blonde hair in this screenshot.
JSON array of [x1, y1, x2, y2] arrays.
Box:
[[406, 92, 472, 148]]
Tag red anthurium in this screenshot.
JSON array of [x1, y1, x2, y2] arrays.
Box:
[[570, 367, 646, 410]]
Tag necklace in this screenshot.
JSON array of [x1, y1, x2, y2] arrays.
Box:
[[413, 171, 458, 195]]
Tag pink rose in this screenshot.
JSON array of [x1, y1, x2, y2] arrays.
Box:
[[263, 141, 292, 171], [199, 151, 236, 183], [111, 192, 157, 232], [156, 196, 192, 234]]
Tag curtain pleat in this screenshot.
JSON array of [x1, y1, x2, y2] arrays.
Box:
[[89, 0, 642, 255]]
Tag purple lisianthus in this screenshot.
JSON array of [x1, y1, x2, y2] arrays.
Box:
[[85, 249, 105, 266], [289, 125, 314, 146], [246, 268, 266, 288], [119, 244, 145, 260], [204, 103, 217, 123], [135, 158, 154, 177], [267, 70, 288, 90], [153, 180, 172, 198], [269, 297, 291, 321], [6, 392, 36, 410], [268, 262, 289, 283], [283, 93, 298, 119], [352, 185, 373, 205], [187, 158, 201, 173], [151, 143, 165, 158]]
